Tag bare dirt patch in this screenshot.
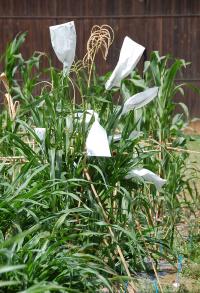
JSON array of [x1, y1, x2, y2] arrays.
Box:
[[184, 120, 200, 135]]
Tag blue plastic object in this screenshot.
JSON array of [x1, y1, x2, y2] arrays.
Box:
[[153, 280, 159, 293]]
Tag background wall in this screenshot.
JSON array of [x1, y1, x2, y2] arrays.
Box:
[[0, 0, 199, 116]]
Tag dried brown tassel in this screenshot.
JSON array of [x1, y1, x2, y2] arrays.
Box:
[[83, 25, 114, 87], [0, 72, 9, 92], [4, 93, 20, 120]]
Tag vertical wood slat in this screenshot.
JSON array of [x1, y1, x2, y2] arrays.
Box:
[[0, 0, 199, 116]]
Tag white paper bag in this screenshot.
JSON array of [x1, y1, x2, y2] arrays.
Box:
[[66, 116, 73, 133], [129, 131, 143, 140], [121, 87, 159, 115], [49, 21, 76, 74], [86, 121, 111, 157], [109, 133, 122, 143], [125, 168, 166, 190], [77, 110, 99, 125], [105, 36, 145, 90], [34, 128, 46, 142]]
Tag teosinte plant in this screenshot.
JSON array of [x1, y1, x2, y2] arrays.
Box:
[[0, 22, 197, 293]]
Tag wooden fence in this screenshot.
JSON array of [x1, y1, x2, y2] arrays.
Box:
[[0, 0, 199, 116]]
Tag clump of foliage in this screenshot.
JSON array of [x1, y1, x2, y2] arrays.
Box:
[[0, 29, 197, 293]]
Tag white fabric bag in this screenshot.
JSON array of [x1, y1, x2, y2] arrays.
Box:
[[86, 120, 111, 157], [49, 21, 76, 75], [121, 87, 159, 115], [125, 168, 167, 190], [105, 36, 145, 90]]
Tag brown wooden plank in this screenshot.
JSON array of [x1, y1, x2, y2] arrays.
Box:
[[56, 0, 84, 16], [162, 16, 200, 80], [144, 0, 200, 15], [0, 19, 57, 68], [0, 0, 56, 16]]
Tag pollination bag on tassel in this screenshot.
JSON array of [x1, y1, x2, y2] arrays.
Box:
[[86, 121, 111, 157], [49, 21, 76, 75], [121, 87, 159, 115], [105, 36, 145, 90], [76, 110, 99, 125], [125, 168, 167, 191], [34, 128, 46, 142]]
